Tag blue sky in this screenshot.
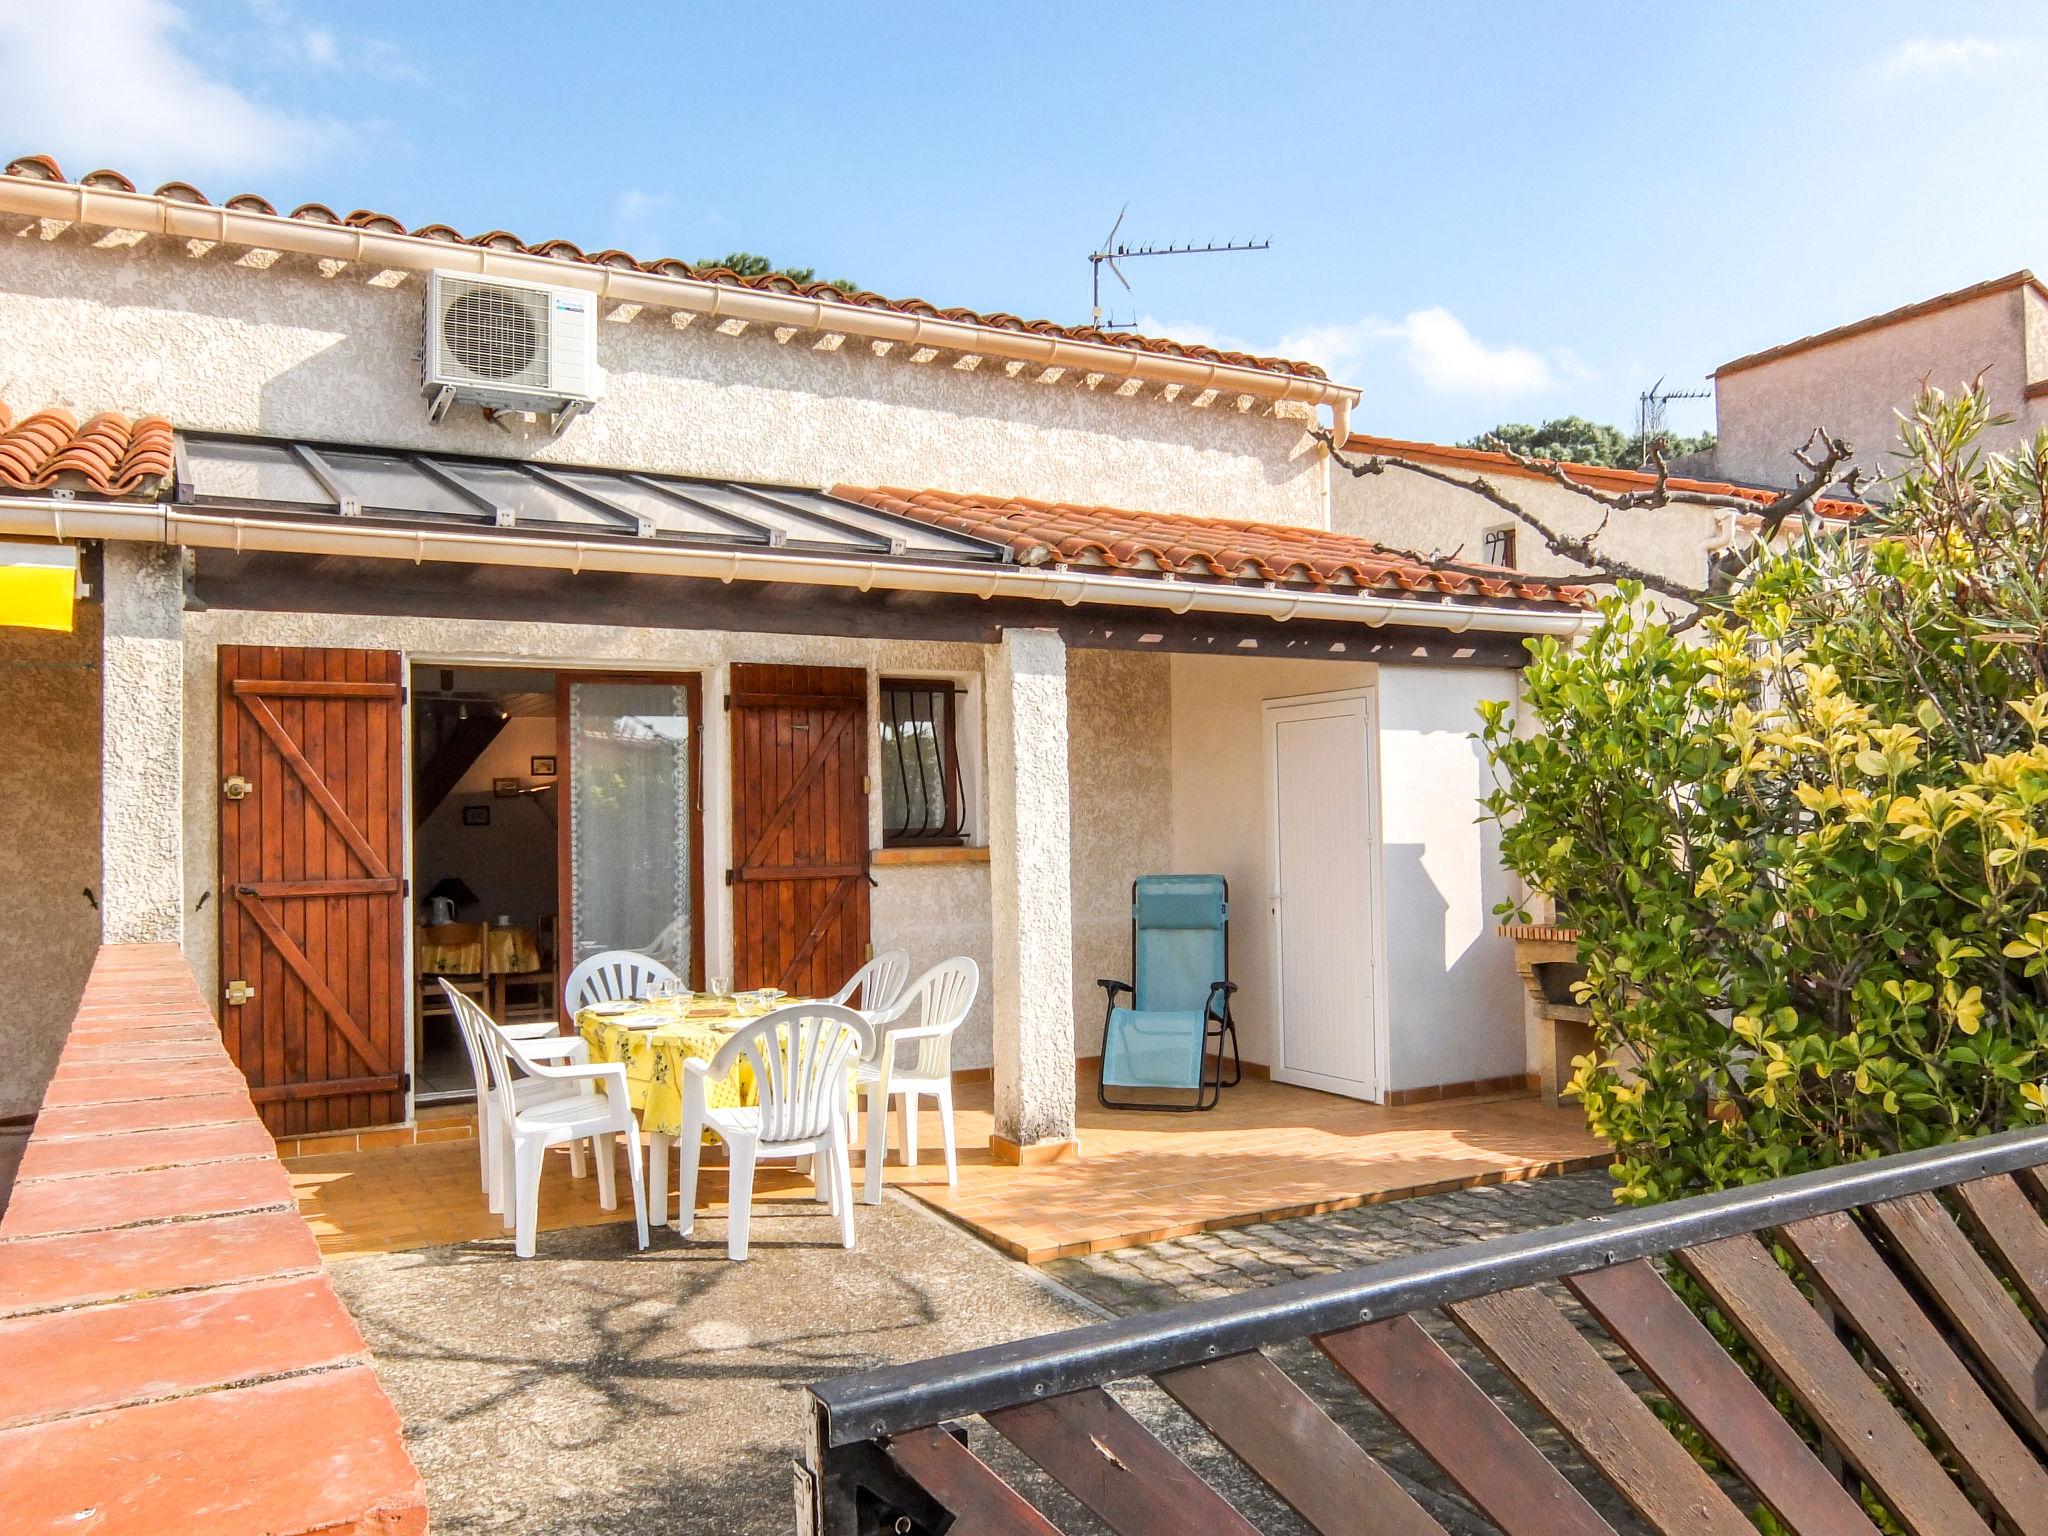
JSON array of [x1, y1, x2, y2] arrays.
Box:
[[2, 1, 2043, 443]]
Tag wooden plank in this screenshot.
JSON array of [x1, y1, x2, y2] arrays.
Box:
[[1865, 1191, 2048, 1453], [729, 690, 865, 710], [1953, 1174, 2048, 1321], [1448, 1286, 1755, 1536], [1154, 1350, 1446, 1536], [230, 678, 402, 699], [883, 1427, 1067, 1536], [1776, 1209, 2048, 1533], [1678, 1233, 1993, 1536], [240, 692, 391, 880], [733, 707, 856, 874], [235, 879, 402, 899], [250, 1073, 407, 1104], [1316, 1314, 1618, 1536], [1566, 1260, 1879, 1536], [235, 887, 391, 1077], [986, 1385, 1260, 1536]]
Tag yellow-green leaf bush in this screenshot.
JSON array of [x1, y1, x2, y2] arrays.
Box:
[[1480, 388, 2048, 1202]]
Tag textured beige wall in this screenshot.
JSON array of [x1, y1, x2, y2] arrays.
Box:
[[1376, 664, 1525, 1091], [1716, 287, 2048, 489], [100, 543, 185, 945], [1065, 650, 1173, 1058], [1331, 460, 1722, 593], [0, 606, 102, 1117], [0, 235, 1325, 526], [985, 628, 1076, 1147], [1166, 654, 1380, 1071]]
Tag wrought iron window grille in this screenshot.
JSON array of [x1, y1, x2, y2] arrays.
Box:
[[880, 680, 968, 846]]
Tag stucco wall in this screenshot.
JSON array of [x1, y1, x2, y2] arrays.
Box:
[[1375, 664, 1525, 1092], [0, 607, 102, 1117], [1715, 286, 2048, 490], [1165, 655, 1524, 1093], [1166, 654, 1380, 1072], [1064, 650, 1173, 1058], [1331, 460, 1722, 592], [0, 235, 1325, 527]]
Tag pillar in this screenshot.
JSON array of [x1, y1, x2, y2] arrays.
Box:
[[986, 626, 1078, 1160], [99, 542, 185, 945]]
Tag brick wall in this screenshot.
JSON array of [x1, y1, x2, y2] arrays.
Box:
[[0, 944, 427, 1534]]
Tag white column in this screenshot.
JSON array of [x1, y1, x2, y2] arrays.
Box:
[[985, 627, 1077, 1157], [99, 542, 185, 945]]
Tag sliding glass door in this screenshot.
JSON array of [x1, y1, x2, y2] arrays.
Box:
[[560, 676, 702, 985]]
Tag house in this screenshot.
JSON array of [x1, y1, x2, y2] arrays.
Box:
[[1328, 435, 1868, 608], [0, 153, 1592, 1168], [1712, 269, 2048, 492]]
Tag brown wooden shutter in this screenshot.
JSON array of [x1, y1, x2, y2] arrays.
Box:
[[728, 664, 870, 997], [218, 645, 407, 1134]]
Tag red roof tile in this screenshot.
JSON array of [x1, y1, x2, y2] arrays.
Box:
[[0, 402, 173, 497], [832, 484, 1592, 607], [4, 154, 1327, 384], [1344, 434, 1868, 522]]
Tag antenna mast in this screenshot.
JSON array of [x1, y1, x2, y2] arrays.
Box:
[[1089, 205, 1271, 329], [1635, 377, 1711, 464]]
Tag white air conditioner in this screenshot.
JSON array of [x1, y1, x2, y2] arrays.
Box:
[[422, 271, 599, 425]]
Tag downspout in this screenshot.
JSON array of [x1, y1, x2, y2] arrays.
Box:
[[0, 495, 1592, 639]]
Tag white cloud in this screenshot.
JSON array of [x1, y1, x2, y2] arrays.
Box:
[[0, 0, 339, 180], [1278, 308, 1559, 398], [245, 0, 421, 82], [1877, 35, 2002, 79]]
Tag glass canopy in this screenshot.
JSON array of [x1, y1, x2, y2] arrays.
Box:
[[177, 433, 1009, 565]]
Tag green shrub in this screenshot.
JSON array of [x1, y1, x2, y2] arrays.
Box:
[[1480, 389, 2048, 1202]]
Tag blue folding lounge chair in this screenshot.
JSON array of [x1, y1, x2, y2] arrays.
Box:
[[1097, 874, 1240, 1111]]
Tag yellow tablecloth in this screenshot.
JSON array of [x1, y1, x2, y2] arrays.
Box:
[[418, 924, 540, 978], [578, 995, 792, 1140]]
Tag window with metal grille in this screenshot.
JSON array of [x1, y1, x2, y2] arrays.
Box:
[[880, 680, 969, 845], [1482, 524, 1516, 567]]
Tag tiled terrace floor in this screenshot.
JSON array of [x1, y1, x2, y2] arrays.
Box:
[[285, 1072, 1607, 1262]]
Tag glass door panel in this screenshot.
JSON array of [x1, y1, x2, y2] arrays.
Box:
[[566, 679, 698, 982]]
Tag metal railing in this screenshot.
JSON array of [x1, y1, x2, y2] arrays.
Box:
[[802, 1125, 2048, 1535]]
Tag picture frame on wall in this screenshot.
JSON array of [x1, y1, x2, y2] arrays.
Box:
[[463, 804, 491, 827], [492, 777, 522, 798], [530, 755, 557, 776]]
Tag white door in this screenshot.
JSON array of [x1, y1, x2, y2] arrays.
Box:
[[1265, 691, 1382, 1100]]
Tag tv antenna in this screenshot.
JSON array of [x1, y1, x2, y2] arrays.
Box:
[[1635, 376, 1711, 463], [1089, 204, 1271, 329]]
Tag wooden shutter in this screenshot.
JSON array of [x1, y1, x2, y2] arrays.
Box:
[[218, 646, 407, 1134], [729, 664, 870, 996]]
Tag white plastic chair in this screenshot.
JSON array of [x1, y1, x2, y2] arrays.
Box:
[[828, 949, 912, 1014], [440, 982, 587, 1209], [474, 1008, 649, 1259], [671, 1002, 874, 1261], [563, 950, 679, 1015], [847, 962, 974, 1204], [859, 957, 978, 1204]]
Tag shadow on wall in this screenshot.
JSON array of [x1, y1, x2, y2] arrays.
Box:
[[1381, 842, 1524, 1091]]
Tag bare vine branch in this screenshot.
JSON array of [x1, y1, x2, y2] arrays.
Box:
[[1313, 423, 1864, 620]]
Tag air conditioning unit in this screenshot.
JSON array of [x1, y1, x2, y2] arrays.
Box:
[[422, 271, 600, 426]]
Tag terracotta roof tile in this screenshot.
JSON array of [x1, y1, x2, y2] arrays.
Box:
[[832, 484, 1592, 608], [0, 402, 174, 498], [1344, 434, 1869, 522], [5, 154, 1327, 385]]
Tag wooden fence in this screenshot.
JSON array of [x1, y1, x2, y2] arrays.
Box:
[[802, 1125, 2048, 1535]]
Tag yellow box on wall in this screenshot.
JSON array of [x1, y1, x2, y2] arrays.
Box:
[[0, 542, 80, 632]]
